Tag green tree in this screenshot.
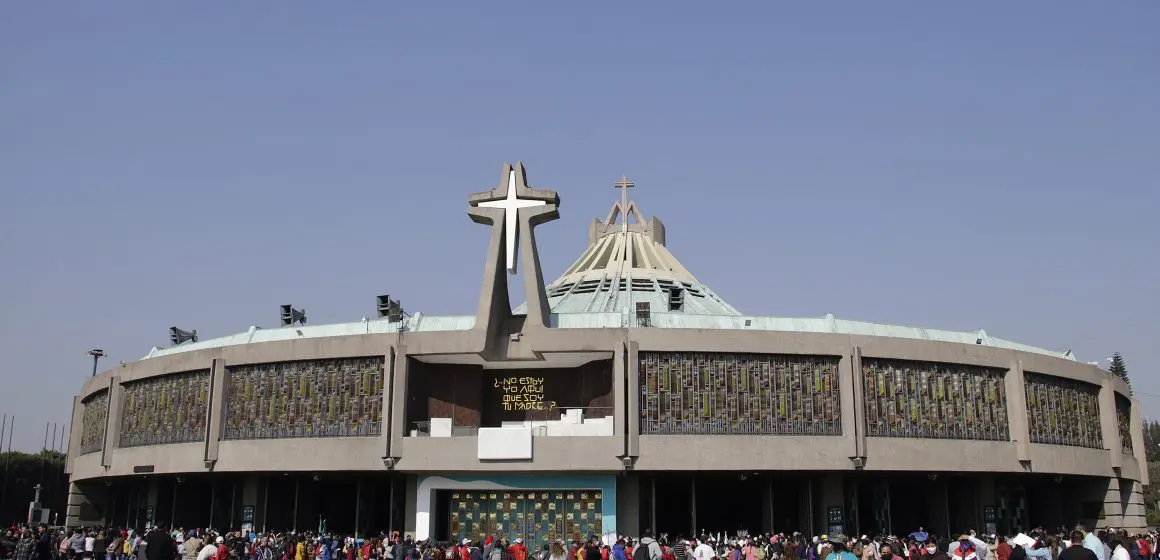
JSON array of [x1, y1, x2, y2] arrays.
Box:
[[0, 450, 68, 526], [1148, 462, 1160, 526], [1145, 420, 1160, 462], [1110, 352, 1131, 390]]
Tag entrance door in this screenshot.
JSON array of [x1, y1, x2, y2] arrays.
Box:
[[694, 474, 764, 536]]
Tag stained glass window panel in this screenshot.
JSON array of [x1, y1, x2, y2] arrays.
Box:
[[80, 390, 110, 455], [639, 352, 842, 435], [862, 358, 1008, 441], [224, 356, 384, 440], [1116, 395, 1133, 455], [119, 370, 211, 447], [1024, 373, 1102, 449]]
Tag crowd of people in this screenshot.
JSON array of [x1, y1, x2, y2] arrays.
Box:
[[0, 523, 1157, 560]]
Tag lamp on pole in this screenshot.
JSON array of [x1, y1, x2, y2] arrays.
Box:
[[87, 349, 106, 377]]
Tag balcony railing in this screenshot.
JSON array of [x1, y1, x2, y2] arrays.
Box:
[[409, 408, 614, 438]]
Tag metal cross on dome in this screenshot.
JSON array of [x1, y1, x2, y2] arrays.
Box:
[[613, 175, 634, 233], [478, 166, 547, 274]]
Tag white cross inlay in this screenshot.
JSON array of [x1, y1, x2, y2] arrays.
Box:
[[478, 169, 546, 274]]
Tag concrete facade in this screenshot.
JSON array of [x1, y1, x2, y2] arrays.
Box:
[[65, 163, 1147, 536]]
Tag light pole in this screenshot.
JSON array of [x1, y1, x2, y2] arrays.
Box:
[[87, 349, 106, 377]]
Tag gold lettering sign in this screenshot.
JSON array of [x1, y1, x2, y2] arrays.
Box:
[[495, 376, 558, 412]]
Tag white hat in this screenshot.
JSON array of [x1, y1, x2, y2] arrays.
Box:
[[515, 539, 523, 544], [216, 537, 225, 544]]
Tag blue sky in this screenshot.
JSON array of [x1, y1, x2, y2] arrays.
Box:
[[1, 3, 1157, 451]]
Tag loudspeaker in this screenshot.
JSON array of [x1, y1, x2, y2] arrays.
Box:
[[280, 304, 306, 326], [169, 327, 198, 345], [387, 300, 404, 323]]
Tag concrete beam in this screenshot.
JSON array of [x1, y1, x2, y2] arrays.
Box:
[[838, 346, 859, 461], [1131, 397, 1148, 485], [627, 341, 640, 458], [100, 376, 119, 468], [390, 344, 409, 459], [1005, 360, 1031, 462], [1099, 378, 1121, 470], [204, 358, 226, 467]]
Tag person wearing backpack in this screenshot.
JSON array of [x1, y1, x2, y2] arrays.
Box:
[[1135, 537, 1150, 560], [640, 533, 663, 560]]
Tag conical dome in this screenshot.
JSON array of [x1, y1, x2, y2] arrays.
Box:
[[516, 185, 741, 316]]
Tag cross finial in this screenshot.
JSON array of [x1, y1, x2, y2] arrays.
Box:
[[614, 175, 635, 233]]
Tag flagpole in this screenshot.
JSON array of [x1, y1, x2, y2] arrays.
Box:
[[0, 417, 13, 515]]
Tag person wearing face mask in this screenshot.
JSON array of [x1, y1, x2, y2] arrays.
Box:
[[953, 536, 990, 560], [923, 542, 951, 560], [950, 536, 991, 558], [880, 544, 904, 560]]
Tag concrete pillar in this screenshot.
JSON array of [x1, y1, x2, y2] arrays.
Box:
[[1120, 479, 1147, 532], [927, 480, 949, 538], [1098, 379, 1121, 469], [102, 376, 122, 468], [815, 473, 844, 535], [1097, 477, 1125, 529], [205, 358, 227, 466], [838, 350, 859, 461], [617, 475, 641, 538], [404, 475, 418, 537], [613, 341, 626, 441], [242, 476, 261, 530], [1004, 361, 1031, 461], [390, 344, 409, 460], [1131, 398, 1149, 485], [146, 479, 159, 526], [66, 482, 105, 527], [65, 396, 82, 476], [380, 349, 394, 459], [626, 341, 640, 457], [977, 476, 997, 532], [762, 477, 774, 536], [851, 347, 867, 459]]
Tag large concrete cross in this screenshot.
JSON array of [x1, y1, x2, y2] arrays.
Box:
[[478, 168, 547, 274], [466, 163, 560, 348]]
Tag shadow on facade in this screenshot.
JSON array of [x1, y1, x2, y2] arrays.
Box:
[[89, 473, 405, 534]]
